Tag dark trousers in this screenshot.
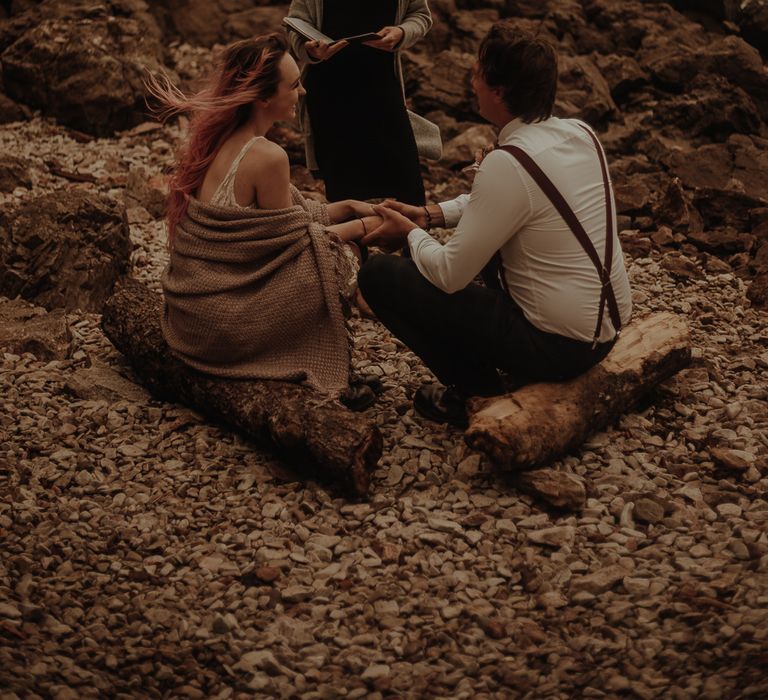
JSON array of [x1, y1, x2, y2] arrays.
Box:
[[358, 255, 615, 397]]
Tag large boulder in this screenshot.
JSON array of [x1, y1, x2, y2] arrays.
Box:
[[0, 189, 132, 312], [0, 0, 167, 136], [662, 135, 768, 202], [651, 74, 761, 139]]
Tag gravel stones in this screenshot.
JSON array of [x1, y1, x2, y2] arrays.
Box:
[[2, 11, 768, 700]]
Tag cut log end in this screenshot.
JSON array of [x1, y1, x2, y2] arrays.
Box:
[[465, 313, 691, 470]]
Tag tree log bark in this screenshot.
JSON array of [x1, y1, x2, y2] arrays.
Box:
[[464, 313, 691, 470], [101, 278, 381, 496]]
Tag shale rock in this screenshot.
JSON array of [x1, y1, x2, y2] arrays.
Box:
[[408, 49, 476, 119], [0, 1, 167, 136], [0, 189, 131, 312]]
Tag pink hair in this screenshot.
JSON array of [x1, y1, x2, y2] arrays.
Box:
[[145, 34, 288, 245]]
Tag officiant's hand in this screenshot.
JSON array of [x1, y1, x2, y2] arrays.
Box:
[[363, 26, 405, 52], [305, 39, 348, 61], [362, 204, 415, 251]]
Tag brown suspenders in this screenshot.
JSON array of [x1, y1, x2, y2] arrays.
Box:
[[494, 124, 622, 347]]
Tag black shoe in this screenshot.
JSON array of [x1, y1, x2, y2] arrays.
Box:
[[413, 383, 468, 428], [340, 383, 377, 411], [351, 373, 383, 394]]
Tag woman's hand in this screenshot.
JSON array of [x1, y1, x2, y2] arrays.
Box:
[[347, 199, 376, 219], [326, 199, 376, 223], [363, 26, 405, 51], [305, 39, 348, 61]]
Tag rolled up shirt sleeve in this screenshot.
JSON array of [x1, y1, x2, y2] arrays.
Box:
[[407, 153, 533, 294], [437, 194, 469, 228]]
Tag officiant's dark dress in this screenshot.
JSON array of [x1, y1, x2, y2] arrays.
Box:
[[304, 0, 426, 204]]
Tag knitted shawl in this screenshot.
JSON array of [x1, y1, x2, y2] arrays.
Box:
[[161, 186, 349, 394]]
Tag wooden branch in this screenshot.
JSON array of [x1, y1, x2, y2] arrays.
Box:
[[101, 278, 381, 496], [464, 313, 691, 470], [45, 158, 99, 183]]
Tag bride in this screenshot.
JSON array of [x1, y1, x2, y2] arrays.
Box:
[[147, 33, 382, 407]]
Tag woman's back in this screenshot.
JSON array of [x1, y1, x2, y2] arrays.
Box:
[[197, 134, 291, 209]]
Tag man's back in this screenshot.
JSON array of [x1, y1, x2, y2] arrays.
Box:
[[490, 116, 632, 342]]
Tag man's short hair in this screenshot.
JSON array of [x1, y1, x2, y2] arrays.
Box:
[[478, 21, 558, 123]]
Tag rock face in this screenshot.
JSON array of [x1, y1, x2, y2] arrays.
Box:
[[672, 0, 768, 53], [0, 0, 167, 136], [0, 190, 131, 312], [148, 1, 287, 47]]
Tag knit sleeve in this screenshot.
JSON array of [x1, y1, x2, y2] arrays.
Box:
[[286, 0, 322, 64], [295, 189, 330, 226], [398, 0, 432, 49]]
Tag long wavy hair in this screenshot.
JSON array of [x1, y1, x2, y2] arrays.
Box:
[[146, 33, 289, 245]]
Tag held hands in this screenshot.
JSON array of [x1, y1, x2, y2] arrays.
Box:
[[305, 39, 348, 61], [362, 204, 418, 251], [363, 26, 405, 51], [380, 199, 428, 228]]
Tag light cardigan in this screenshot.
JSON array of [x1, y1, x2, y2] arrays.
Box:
[[161, 185, 350, 394], [286, 0, 433, 170]]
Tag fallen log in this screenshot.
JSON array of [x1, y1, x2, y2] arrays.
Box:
[[465, 312, 691, 470], [101, 278, 381, 496]]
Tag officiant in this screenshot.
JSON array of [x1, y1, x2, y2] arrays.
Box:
[[286, 0, 432, 205]]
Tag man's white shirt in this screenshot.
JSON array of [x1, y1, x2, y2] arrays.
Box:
[[407, 116, 633, 343]]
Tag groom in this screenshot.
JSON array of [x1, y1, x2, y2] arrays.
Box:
[[358, 20, 632, 426]]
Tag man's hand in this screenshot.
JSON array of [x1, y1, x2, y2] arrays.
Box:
[[381, 199, 427, 228], [362, 204, 417, 250], [305, 39, 348, 61], [363, 26, 405, 52]]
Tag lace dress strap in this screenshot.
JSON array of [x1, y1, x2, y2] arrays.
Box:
[[209, 135, 265, 208]]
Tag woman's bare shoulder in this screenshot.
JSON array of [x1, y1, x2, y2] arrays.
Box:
[[239, 138, 291, 208], [243, 137, 289, 171]]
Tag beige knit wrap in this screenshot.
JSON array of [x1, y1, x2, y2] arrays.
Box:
[[161, 186, 350, 394]]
